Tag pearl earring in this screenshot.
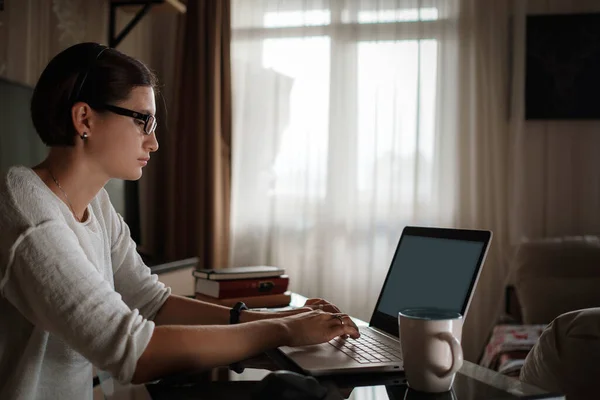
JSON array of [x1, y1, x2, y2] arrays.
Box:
[[80, 132, 88, 140]]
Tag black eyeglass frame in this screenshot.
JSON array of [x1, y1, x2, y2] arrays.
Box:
[[96, 104, 157, 135]]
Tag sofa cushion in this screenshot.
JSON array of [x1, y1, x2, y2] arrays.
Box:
[[513, 236, 600, 324], [520, 308, 600, 399], [480, 324, 546, 376]]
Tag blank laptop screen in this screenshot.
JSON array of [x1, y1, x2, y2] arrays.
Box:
[[376, 235, 485, 318]]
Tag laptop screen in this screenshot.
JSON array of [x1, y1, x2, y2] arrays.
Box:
[[369, 227, 491, 338]]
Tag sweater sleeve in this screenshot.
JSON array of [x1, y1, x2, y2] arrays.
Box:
[[0, 221, 153, 384], [521, 308, 600, 397], [110, 211, 171, 321]]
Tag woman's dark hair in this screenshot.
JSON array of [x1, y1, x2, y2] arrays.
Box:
[[31, 42, 158, 146]]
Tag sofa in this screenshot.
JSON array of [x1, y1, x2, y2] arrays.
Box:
[[480, 236, 600, 379]]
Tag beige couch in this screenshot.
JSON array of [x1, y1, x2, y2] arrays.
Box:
[[514, 236, 600, 398], [513, 235, 600, 325]]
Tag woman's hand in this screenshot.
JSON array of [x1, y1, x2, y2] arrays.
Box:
[[271, 298, 341, 316], [303, 298, 342, 313], [279, 310, 360, 347], [244, 298, 360, 334], [269, 298, 360, 333]]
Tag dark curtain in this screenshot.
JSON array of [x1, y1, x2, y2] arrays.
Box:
[[141, 0, 232, 270]]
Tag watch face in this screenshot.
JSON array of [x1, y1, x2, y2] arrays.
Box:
[[230, 302, 248, 324]]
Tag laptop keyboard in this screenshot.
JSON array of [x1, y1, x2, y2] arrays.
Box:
[[328, 329, 403, 364]]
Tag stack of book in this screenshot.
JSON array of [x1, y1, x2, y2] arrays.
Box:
[[193, 266, 291, 308]]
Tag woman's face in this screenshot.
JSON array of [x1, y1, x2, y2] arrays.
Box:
[[88, 86, 159, 181]]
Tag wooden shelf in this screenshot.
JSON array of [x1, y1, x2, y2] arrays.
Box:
[[113, 0, 186, 14], [163, 0, 186, 13], [109, 0, 185, 48]]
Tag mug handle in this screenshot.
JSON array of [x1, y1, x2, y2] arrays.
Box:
[[435, 332, 464, 379]]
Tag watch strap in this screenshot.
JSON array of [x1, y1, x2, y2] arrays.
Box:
[[229, 302, 248, 373], [229, 301, 248, 325]]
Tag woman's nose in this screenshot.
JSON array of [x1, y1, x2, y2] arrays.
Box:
[[146, 132, 159, 152]]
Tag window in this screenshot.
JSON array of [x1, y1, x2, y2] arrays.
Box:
[[232, 0, 449, 221], [231, 0, 458, 321]]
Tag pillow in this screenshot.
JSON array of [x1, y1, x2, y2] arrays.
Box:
[[520, 308, 600, 399], [513, 236, 600, 324]]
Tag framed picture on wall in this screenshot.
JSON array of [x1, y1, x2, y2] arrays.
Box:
[[525, 13, 600, 120]]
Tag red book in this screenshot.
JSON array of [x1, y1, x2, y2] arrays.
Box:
[[195, 275, 289, 299]]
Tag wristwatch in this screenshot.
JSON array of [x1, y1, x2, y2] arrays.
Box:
[[229, 302, 248, 373], [229, 301, 248, 325]]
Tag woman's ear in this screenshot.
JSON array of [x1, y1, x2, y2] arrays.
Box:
[[71, 102, 93, 138]]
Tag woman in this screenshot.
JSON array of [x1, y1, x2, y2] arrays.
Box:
[[0, 42, 359, 399]]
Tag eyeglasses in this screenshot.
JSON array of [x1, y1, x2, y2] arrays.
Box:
[[98, 104, 157, 135]]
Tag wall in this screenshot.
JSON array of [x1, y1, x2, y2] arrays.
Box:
[[157, 267, 196, 296], [0, 1, 178, 88], [511, 0, 600, 243]]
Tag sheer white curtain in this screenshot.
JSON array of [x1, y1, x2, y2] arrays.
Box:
[[230, 0, 462, 323], [453, 0, 512, 361]]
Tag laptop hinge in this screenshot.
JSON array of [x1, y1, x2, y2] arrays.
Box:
[[369, 327, 399, 342]]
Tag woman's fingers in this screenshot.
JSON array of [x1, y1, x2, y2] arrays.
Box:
[[328, 314, 360, 339], [330, 321, 360, 340], [329, 313, 359, 332], [326, 304, 342, 313], [304, 298, 342, 313], [283, 309, 361, 347], [284, 307, 313, 315], [343, 316, 359, 332]]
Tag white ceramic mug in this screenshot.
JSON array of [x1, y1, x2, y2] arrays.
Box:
[[399, 308, 464, 393]]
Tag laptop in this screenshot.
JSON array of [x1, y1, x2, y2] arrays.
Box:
[[278, 226, 492, 376]]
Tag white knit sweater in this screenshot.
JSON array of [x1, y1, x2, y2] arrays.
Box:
[[0, 166, 171, 399]]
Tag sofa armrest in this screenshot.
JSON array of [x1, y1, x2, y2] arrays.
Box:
[[505, 285, 523, 324]]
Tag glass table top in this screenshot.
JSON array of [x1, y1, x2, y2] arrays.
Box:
[[99, 293, 563, 399]]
